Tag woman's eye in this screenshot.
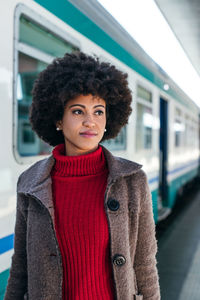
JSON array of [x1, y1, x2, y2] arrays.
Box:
[[72, 109, 83, 115], [95, 110, 104, 116]]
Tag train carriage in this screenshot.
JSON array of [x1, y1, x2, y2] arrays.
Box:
[[0, 0, 199, 298]]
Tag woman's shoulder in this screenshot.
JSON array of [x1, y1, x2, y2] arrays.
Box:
[[119, 158, 148, 184], [115, 155, 143, 171], [17, 155, 55, 191], [111, 155, 148, 186], [101, 145, 144, 179]]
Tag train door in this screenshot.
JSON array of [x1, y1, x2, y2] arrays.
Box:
[[158, 97, 170, 220]]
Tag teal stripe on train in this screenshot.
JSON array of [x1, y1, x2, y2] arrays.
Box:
[[167, 167, 199, 208], [0, 269, 9, 300], [152, 189, 158, 223], [33, 0, 194, 110]]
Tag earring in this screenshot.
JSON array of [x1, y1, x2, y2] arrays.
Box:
[[104, 128, 107, 132], [56, 127, 60, 131]]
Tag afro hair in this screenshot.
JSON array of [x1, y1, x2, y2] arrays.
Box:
[[29, 51, 132, 146]]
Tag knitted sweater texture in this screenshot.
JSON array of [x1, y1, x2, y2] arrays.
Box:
[[51, 144, 115, 300]]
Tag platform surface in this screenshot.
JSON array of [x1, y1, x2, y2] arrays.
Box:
[[157, 186, 200, 300]]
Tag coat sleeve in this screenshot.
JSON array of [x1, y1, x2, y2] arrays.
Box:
[[134, 171, 160, 300], [4, 181, 27, 299]]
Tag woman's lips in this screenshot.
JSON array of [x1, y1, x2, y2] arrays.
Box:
[[79, 131, 97, 138]]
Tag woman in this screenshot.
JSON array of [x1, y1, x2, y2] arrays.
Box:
[[5, 52, 160, 300]]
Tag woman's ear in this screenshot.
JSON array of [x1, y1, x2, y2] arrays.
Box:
[[56, 121, 62, 129]]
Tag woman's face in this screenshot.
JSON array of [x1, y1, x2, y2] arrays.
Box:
[[57, 94, 106, 156]]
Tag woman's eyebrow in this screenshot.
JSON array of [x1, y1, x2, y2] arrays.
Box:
[[69, 104, 105, 109], [69, 104, 85, 108], [94, 105, 105, 109]]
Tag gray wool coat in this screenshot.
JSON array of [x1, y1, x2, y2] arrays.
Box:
[[4, 146, 160, 300]]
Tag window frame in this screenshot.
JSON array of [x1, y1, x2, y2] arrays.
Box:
[[184, 114, 190, 148], [13, 4, 81, 164], [174, 106, 184, 149], [101, 126, 127, 152], [135, 83, 154, 153]]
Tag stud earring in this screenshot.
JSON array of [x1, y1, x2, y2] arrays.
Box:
[[56, 127, 60, 131], [104, 128, 107, 132]]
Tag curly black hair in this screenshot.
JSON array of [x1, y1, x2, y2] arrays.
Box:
[[29, 51, 132, 146]]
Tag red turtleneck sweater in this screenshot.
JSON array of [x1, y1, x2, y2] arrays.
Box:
[[51, 144, 115, 300]]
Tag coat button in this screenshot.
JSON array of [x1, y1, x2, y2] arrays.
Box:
[[107, 198, 120, 211], [113, 254, 126, 266]]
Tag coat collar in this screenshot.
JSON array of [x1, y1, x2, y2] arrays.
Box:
[[101, 146, 142, 183], [17, 145, 142, 213]]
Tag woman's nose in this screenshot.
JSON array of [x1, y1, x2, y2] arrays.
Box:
[[82, 114, 95, 127]]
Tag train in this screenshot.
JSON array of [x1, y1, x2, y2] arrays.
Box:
[[0, 0, 199, 298]]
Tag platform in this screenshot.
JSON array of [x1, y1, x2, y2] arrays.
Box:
[[157, 184, 200, 300]]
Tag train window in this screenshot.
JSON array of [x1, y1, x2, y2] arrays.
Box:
[[19, 16, 78, 58], [190, 125, 194, 147], [189, 119, 197, 148], [183, 115, 197, 149], [137, 85, 152, 103], [174, 108, 184, 148], [175, 107, 181, 116], [136, 103, 153, 150], [136, 85, 153, 151], [184, 115, 190, 148], [101, 126, 127, 151], [174, 120, 182, 147], [14, 10, 80, 159]]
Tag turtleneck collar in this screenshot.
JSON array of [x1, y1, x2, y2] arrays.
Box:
[[51, 143, 107, 177]]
